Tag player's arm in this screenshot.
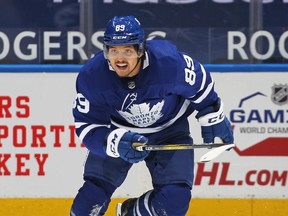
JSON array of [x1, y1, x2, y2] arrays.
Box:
[[195, 97, 234, 144], [177, 53, 234, 144], [73, 89, 111, 156], [73, 73, 149, 162], [73, 92, 149, 162]]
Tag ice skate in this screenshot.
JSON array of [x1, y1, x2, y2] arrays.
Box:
[[116, 198, 137, 216]]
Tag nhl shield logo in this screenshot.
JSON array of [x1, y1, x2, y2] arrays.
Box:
[[128, 81, 135, 89], [271, 84, 288, 105]]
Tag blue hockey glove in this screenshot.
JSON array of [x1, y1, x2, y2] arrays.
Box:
[[106, 128, 149, 163], [196, 98, 234, 144]]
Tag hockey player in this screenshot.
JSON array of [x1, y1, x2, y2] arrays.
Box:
[[70, 15, 234, 216]]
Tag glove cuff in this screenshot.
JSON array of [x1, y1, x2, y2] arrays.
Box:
[[198, 100, 225, 126], [106, 128, 128, 158]]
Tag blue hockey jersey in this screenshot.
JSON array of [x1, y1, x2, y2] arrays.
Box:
[[73, 40, 218, 156]]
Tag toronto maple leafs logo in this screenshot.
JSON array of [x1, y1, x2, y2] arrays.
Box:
[[117, 93, 164, 127]]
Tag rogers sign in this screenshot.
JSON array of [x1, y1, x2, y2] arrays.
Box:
[[1, 29, 288, 63]]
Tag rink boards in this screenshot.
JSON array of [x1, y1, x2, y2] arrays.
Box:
[[0, 64, 288, 215]]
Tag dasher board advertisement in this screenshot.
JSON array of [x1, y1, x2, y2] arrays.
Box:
[[0, 69, 287, 198]]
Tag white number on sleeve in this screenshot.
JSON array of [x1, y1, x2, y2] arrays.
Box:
[[183, 54, 196, 86], [73, 93, 90, 113]]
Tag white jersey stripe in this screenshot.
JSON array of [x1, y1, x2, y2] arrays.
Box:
[[75, 122, 110, 129], [75, 122, 87, 128], [190, 78, 214, 104], [144, 191, 154, 216], [136, 198, 141, 216], [199, 64, 207, 92], [78, 124, 110, 141]]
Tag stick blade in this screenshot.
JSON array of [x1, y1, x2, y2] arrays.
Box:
[[199, 144, 235, 162]]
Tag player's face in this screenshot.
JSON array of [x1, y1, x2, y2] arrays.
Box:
[[108, 45, 142, 77]]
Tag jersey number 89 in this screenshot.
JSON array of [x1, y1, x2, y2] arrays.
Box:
[[73, 93, 90, 114], [183, 54, 196, 86]]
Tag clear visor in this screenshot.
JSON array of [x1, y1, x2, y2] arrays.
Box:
[[106, 46, 139, 59]]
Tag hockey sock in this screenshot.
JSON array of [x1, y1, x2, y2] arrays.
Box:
[[70, 179, 116, 216], [127, 183, 191, 216]]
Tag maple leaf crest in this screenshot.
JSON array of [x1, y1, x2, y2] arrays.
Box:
[[117, 100, 164, 127]]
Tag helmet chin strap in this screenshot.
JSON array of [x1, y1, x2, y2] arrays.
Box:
[[126, 56, 142, 77]]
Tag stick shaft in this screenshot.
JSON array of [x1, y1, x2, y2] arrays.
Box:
[[132, 143, 231, 151], [133, 142, 235, 162]]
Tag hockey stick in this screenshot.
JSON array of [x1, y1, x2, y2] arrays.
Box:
[[132, 142, 235, 162]]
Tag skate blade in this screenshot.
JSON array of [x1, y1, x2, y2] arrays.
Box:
[[116, 203, 122, 216]]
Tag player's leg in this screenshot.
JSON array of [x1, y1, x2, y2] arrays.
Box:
[[118, 150, 193, 216], [116, 119, 194, 216], [120, 183, 191, 216], [70, 151, 132, 216], [119, 133, 194, 215], [70, 178, 115, 216]]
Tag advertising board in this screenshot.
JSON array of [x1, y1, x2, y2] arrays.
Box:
[[0, 1, 288, 64], [1, 66, 287, 199]]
